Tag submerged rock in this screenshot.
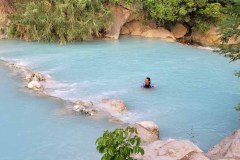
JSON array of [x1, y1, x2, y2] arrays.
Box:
[[98, 99, 128, 113], [133, 139, 206, 160], [73, 104, 85, 112], [27, 81, 42, 90], [132, 121, 159, 143], [32, 73, 46, 82], [75, 100, 94, 108], [72, 104, 95, 116], [83, 100, 94, 107], [25, 72, 45, 82], [25, 73, 34, 82], [207, 129, 240, 160]]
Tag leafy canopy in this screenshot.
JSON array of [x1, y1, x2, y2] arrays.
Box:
[[96, 127, 144, 160], [8, 0, 112, 43], [110, 0, 223, 32], [217, 0, 240, 111], [217, 0, 240, 61]]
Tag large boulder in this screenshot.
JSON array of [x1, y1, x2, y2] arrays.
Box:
[[120, 20, 151, 36], [132, 121, 159, 143], [171, 23, 188, 39], [133, 139, 207, 160], [191, 25, 220, 46], [192, 25, 240, 46], [106, 5, 131, 39], [98, 99, 128, 113], [207, 129, 240, 160]]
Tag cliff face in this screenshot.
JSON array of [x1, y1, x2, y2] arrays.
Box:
[[105, 5, 132, 39], [106, 5, 176, 42], [191, 25, 240, 46], [106, 5, 240, 46]]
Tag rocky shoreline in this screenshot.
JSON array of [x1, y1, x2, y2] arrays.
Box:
[[1, 4, 239, 46], [0, 59, 130, 117], [0, 58, 239, 160], [105, 5, 240, 47]]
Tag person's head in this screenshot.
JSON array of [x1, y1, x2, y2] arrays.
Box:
[[145, 77, 151, 86]]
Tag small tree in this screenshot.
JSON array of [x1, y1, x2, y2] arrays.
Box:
[[96, 127, 144, 160], [217, 0, 240, 112]]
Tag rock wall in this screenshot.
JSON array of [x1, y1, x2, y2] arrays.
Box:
[[120, 20, 176, 41], [191, 25, 221, 46], [105, 5, 131, 39], [191, 25, 240, 46]]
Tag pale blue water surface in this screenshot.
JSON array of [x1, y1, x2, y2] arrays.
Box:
[[0, 63, 120, 160], [0, 37, 239, 159]]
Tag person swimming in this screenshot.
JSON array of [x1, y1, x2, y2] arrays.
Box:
[[142, 77, 153, 88]]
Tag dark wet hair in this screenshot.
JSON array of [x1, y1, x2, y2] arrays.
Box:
[[146, 77, 151, 81], [146, 77, 151, 84]]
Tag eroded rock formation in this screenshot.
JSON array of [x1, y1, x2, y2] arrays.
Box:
[[106, 5, 131, 39], [131, 121, 160, 143], [133, 139, 209, 160], [120, 20, 176, 41], [191, 25, 240, 46], [207, 129, 240, 160], [98, 99, 128, 113], [171, 23, 188, 39]]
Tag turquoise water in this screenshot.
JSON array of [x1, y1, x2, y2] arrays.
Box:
[[0, 64, 121, 160], [0, 37, 239, 157]]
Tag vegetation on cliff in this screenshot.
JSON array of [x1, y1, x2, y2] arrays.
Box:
[[218, 0, 240, 61], [111, 0, 226, 32], [3, 0, 238, 43], [8, 0, 112, 43]]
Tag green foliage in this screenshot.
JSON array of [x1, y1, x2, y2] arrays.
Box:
[[110, 0, 223, 32], [96, 127, 144, 160], [8, 0, 112, 43], [217, 0, 240, 61], [216, 0, 240, 112]]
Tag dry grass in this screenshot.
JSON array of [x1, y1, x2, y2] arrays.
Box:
[[0, 0, 13, 14]]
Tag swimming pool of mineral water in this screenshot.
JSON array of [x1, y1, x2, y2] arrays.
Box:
[[0, 63, 121, 160], [0, 37, 239, 158]]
